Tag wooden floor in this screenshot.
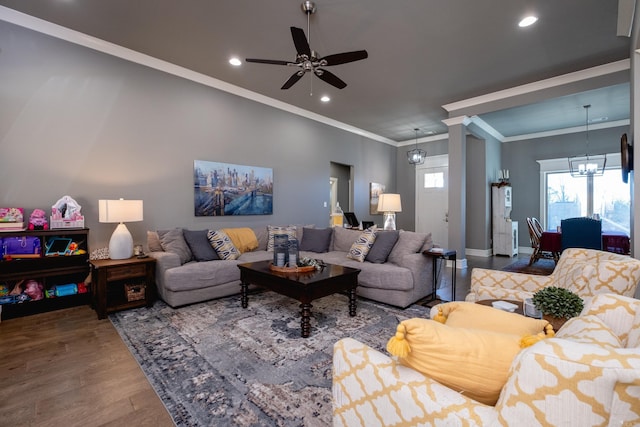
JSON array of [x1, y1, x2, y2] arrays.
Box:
[[0, 306, 174, 427], [432, 253, 524, 302], [0, 253, 523, 426]]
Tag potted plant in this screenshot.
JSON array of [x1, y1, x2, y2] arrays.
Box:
[[532, 286, 584, 331]]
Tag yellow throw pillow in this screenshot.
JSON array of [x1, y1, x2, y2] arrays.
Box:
[[222, 227, 259, 253], [388, 318, 521, 405], [440, 301, 550, 336]]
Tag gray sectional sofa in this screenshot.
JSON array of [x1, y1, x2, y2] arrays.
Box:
[[146, 225, 434, 308]]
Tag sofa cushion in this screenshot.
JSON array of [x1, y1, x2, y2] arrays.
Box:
[[267, 225, 297, 252], [300, 227, 333, 253], [159, 228, 193, 264], [183, 229, 219, 261], [347, 228, 377, 262], [365, 230, 399, 263], [207, 230, 240, 260], [555, 314, 622, 348], [438, 301, 549, 336], [387, 231, 430, 265], [390, 317, 522, 406], [332, 227, 362, 252], [308, 251, 414, 291]]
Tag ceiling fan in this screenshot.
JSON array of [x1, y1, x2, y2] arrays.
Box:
[[245, 1, 368, 90]]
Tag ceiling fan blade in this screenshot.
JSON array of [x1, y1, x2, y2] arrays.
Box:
[[321, 50, 369, 66], [245, 58, 291, 66], [290, 27, 311, 58], [281, 71, 305, 89], [314, 69, 347, 89]]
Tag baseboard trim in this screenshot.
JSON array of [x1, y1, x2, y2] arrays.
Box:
[[465, 248, 493, 257]]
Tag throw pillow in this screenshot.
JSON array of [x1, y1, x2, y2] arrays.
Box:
[[221, 227, 258, 253], [387, 317, 522, 406], [555, 315, 622, 348], [267, 225, 297, 252], [332, 226, 362, 252], [183, 229, 219, 262], [159, 228, 193, 264], [365, 230, 399, 263], [347, 228, 377, 262], [147, 231, 163, 252], [387, 231, 430, 265], [299, 227, 333, 253], [438, 301, 550, 336], [207, 230, 240, 260]]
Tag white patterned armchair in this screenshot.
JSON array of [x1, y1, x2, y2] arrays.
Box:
[[466, 248, 640, 303], [332, 293, 640, 426]]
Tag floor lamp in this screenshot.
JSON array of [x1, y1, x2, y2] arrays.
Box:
[[377, 193, 402, 230], [99, 199, 144, 259]]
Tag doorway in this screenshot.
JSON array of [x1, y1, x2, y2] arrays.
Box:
[[416, 155, 449, 247], [330, 162, 353, 214]]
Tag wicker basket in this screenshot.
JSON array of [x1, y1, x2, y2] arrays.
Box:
[[125, 283, 146, 302]]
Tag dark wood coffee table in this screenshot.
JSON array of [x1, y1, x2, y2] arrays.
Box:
[[238, 260, 361, 338]]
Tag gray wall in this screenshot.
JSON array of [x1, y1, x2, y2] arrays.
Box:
[[0, 22, 395, 251], [395, 139, 448, 231]]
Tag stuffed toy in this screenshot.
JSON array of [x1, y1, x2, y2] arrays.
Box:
[[24, 280, 44, 300], [28, 209, 49, 230]]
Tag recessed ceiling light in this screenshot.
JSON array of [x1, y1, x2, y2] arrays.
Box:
[[320, 95, 330, 102], [518, 16, 538, 27], [229, 57, 242, 66]]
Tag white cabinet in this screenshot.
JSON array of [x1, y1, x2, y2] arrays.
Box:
[[492, 184, 518, 257]]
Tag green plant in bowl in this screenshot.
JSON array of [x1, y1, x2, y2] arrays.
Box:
[[532, 286, 584, 319]]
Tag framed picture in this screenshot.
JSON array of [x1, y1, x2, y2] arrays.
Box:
[[370, 182, 385, 214], [193, 160, 273, 216]]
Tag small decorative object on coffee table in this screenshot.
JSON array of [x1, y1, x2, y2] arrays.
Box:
[[238, 260, 360, 338], [531, 286, 584, 331]]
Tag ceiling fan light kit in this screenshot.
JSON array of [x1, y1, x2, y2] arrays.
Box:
[[245, 2, 368, 91]]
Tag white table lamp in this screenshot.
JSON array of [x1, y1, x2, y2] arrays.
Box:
[[99, 199, 144, 259], [377, 193, 402, 230]]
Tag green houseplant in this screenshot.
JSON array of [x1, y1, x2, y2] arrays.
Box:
[[532, 286, 584, 331]]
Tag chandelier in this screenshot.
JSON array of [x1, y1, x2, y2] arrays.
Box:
[[407, 128, 427, 165], [568, 104, 607, 177]]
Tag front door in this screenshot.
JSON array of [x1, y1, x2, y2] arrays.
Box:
[[415, 155, 449, 247]]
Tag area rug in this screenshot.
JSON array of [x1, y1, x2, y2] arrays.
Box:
[[501, 258, 556, 276], [109, 291, 429, 426]]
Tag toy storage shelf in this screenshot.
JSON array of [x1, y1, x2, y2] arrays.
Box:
[[0, 228, 90, 320]]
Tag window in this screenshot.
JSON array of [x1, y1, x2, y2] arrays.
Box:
[[538, 155, 629, 233], [424, 172, 444, 188]]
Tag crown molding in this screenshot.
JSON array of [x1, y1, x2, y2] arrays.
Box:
[[442, 60, 630, 114]]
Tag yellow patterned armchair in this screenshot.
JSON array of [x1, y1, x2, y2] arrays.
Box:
[[333, 293, 640, 426], [466, 248, 640, 303]]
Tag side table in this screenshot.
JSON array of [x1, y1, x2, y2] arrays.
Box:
[[90, 257, 156, 319], [422, 248, 457, 302]]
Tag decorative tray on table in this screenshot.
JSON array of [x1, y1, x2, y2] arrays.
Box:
[[269, 263, 316, 273]]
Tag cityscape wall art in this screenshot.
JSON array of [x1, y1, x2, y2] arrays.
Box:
[[194, 160, 273, 216]]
